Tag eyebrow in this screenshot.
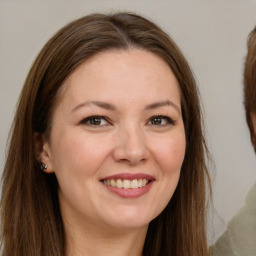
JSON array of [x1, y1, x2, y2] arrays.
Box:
[[145, 100, 181, 114], [71, 100, 180, 114], [71, 101, 116, 113]]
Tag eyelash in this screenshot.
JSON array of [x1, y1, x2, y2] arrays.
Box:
[[79, 115, 175, 127]]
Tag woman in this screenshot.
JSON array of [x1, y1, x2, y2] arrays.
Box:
[[0, 12, 211, 256]]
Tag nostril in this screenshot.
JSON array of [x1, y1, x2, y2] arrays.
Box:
[[113, 147, 149, 165], [112, 130, 150, 164]]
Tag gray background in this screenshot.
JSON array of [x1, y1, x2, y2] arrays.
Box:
[[1, 0, 256, 244]]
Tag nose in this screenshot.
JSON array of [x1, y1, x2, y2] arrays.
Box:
[[112, 125, 150, 165]]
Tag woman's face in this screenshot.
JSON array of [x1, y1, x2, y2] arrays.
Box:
[[41, 49, 186, 231]]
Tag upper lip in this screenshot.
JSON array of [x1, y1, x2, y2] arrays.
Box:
[[100, 173, 155, 181]]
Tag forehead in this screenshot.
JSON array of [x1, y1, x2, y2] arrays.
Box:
[[56, 49, 181, 109]]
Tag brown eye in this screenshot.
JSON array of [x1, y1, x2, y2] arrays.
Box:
[[89, 117, 103, 125], [148, 116, 174, 126], [151, 117, 163, 125], [80, 116, 108, 126]]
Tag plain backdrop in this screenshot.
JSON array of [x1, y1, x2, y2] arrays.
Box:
[[1, 0, 256, 244]]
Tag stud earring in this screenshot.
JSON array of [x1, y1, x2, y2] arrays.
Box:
[[40, 163, 48, 171]]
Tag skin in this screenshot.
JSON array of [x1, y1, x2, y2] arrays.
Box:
[[39, 49, 186, 256]]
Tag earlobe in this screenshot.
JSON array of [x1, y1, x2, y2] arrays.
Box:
[[34, 132, 54, 173]]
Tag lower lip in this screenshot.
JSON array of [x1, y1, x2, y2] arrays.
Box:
[[103, 181, 154, 198]]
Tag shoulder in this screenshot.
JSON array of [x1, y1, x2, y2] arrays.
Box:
[[210, 182, 256, 256]]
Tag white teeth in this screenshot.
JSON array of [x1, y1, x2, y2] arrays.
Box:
[[116, 179, 122, 188], [123, 180, 131, 189], [130, 179, 138, 189], [103, 178, 149, 189]]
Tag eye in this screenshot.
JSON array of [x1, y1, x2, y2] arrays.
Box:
[[148, 115, 175, 126], [80, 116, 109, 126]]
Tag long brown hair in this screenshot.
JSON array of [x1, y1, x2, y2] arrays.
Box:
[[244, 26, 256, 151], [1, 13, 211, 256]]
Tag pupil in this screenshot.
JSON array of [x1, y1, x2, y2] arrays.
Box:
[[153, 118, 161, 125], [91, 118, 101, 125]]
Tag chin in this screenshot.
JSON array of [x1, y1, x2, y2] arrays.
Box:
[[102, 207, 158, 230], [108, 219, 150, 230]]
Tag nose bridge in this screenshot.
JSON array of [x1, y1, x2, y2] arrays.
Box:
[[113, 122, 149, 164]]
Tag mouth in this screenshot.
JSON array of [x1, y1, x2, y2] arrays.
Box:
[[102, 178, 150, 189], [100, 173, 155, 198]]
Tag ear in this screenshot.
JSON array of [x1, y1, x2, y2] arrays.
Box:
[[34, 132, 54, 173]]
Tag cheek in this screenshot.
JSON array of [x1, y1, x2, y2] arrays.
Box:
[[153, 133, 186, 174], [147, 132, 185, 219], [50, 131, 110, 176]]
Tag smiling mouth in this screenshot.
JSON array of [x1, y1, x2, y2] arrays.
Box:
[[102, 179, 150, 189]]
